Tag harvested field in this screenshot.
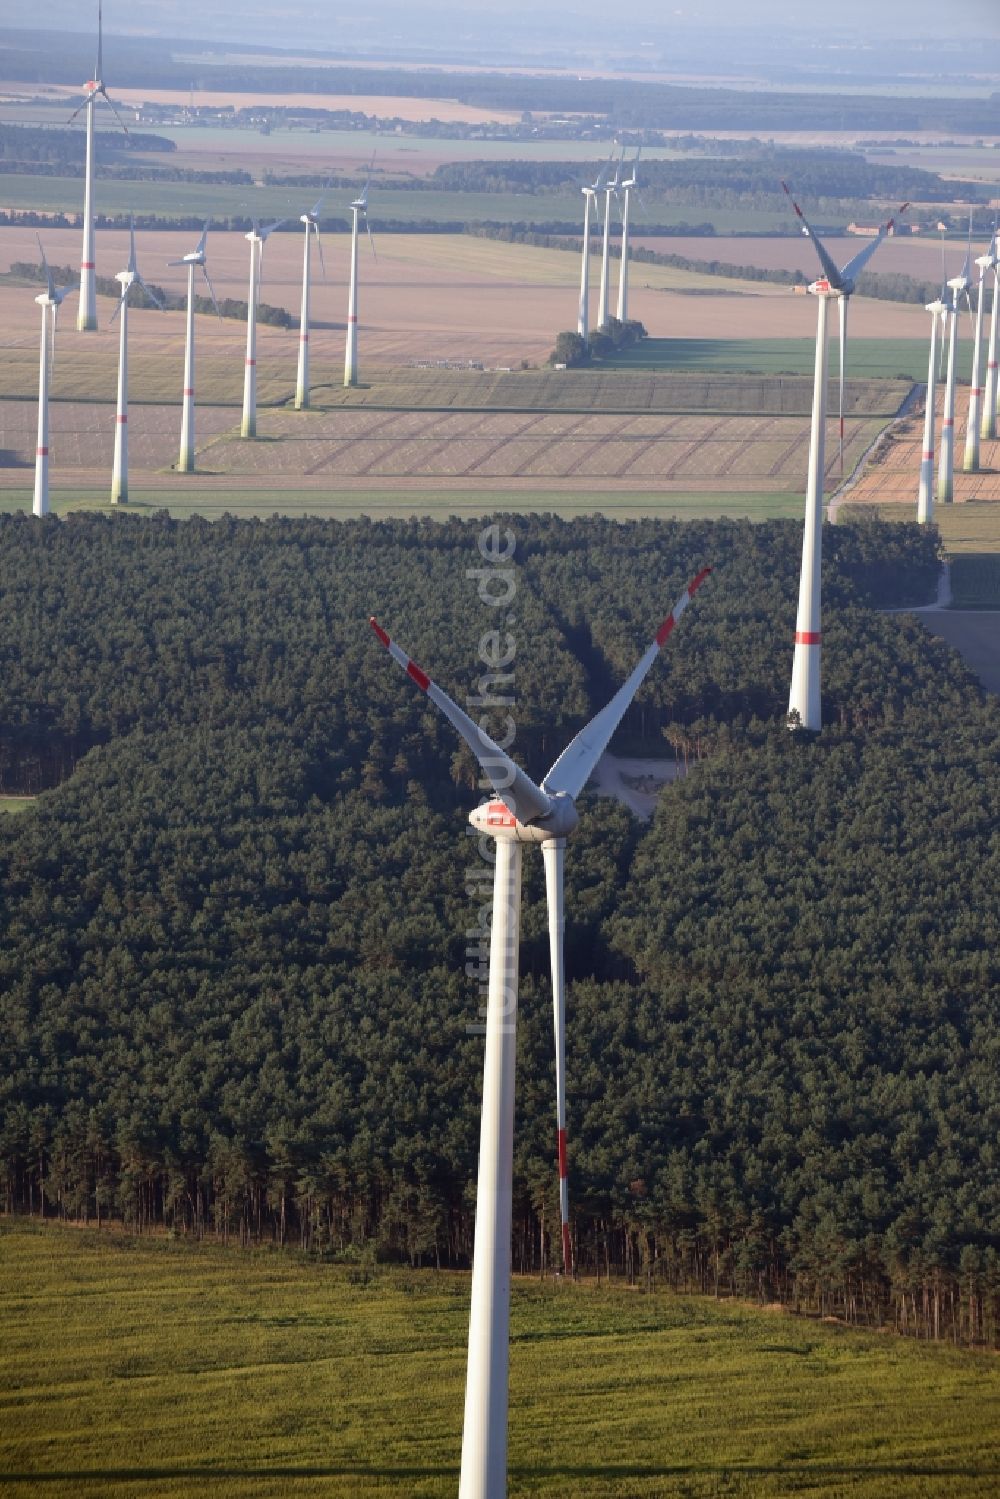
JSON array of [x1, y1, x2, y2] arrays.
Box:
[[0, 400, 885, 492], [0, 229, 928, 376], [631, 235, 986, 284], [32, 84, 521, 125], [846, 387, 1000, 505]]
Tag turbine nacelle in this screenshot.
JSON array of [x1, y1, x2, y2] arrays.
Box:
[[469, 793, 579, 844]]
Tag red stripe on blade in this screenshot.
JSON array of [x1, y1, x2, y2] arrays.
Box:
[[407, 661, 430, 692], [369, 617, 390, 648], [655, 615, 675, 647], [795, 631, 821, 645], [688, 565, 713, 596]]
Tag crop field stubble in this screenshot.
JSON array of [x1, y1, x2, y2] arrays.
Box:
[[0, 228, 929, 380], [2, 1222, 1000, 1499]]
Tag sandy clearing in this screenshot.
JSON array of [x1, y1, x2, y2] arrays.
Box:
[[591, 754, 684, 820], [27, 84, 519, 125]]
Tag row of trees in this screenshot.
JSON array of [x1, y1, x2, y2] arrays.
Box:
[[3, 514, 997, 1344], [550, 317, 648, 367], [11, 259, 294, 329]]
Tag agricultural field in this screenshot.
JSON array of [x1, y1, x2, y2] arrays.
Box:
[[632, 234, 986, 283], [2, 1222, 999, 1499], [0, 796, 34, 815], [0, 229, 929, 380], [846, 386, 1000, 506]]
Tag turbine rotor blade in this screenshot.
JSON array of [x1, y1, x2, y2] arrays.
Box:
[[838, 295, 847, 475], [542, 567, 713, 801], [67, 96, 89, 126], [781, 181, 843, 290], [101, 88, 129, 136], [369, 618, 552, 824], [315, 224, 327, 279], [200, 263, 221, 318], [542, 839, 572, 1276], [366, 216, 377, 262], [135, 273, 164, 310]]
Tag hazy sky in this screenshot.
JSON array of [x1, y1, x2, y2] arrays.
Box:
[[13, 0, 1000, 50]]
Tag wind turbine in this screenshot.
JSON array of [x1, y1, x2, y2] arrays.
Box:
[[68, 1, 128, 332], [981, 223, 999, 442], [597, 151, 622, 331], [966, 227, 998, 467], [344, 159, 376, 389], [370, 565, 712, 1499], [32, 240, 75, 517], [577, 162, 607, 342], [168, 223, 219, 474], [241, 217, 285, 438], [109, 217, 162, 505], [783, 182, 907, 477], [295, 190, 327, 410], [782, 184, 905, 733], [917, 286, 948, 525], [617, 149, 644, 324], [938, 228, 973, 506]]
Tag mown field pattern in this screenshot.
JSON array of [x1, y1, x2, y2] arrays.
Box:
[[0, 399, 886, 492], [2, 1223, 999, 1499]]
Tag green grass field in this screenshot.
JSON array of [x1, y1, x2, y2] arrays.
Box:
[[847, 501, 1000, 555], [1, 1221, 998, 1499], [949, 553, 1000, 607], [0, 169, 790, 233], [0, 796, 35, 815], [604, 337, 968, 384], [0, 488, 805, 522]]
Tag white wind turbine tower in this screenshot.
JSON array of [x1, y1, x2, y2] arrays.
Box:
[[344, 160, 376, 388], [617, 149, 644, 324], [241, 218, 285, 438], [295, 191, 327, 410], [597, 152, 622, 330], [917, 285, 949, 525], [982, 223, 1000, 441], [577, 162, 607, 341], [782, 183, 905, 732], [68, 1, 128, 333], [32, 240, 75, 517], [938, 230, 972, 506], [971, 224, 1000, 452], [168, 224, 220, 473], [959, 227, 995, 470], [370, 565, 712, 1499], [109, 217, 162, 505]]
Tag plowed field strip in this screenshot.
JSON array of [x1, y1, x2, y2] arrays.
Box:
[[305, 413, 414, 475]]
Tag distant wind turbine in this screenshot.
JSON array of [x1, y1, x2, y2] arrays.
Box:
[[344, 160, 376, 389], [109, 217, 162, 505], [577, 161, 607, 342], [370, 564, 711, 1499], [966, 227, 998, 467], [68, 1, 128, 332], [617, 149, 644, 324], [938, 228, 973, 506], [982, 224, 999, 442], [597, 151, 622, 331], [917, 286, 948, 525], [168, 223, 220, 473], [781, 183, 904, 732], [32, 240, 75, 517], [296, 190, 327, 410], [241, 218, 285, 438]]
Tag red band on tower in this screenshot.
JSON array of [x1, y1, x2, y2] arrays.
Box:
[[795, 631, 821, 645]]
